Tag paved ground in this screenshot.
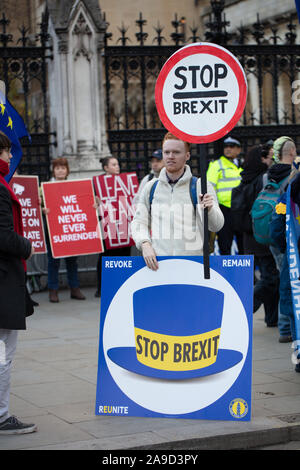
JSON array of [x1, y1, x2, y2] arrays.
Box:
[[1, 287, 300, 451]]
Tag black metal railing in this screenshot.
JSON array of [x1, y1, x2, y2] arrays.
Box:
[[103, 2, 300, 178], [0, 9, 53, 181]]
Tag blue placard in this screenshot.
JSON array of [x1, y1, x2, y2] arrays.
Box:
[[95, 255, 253, 421], [286, 184, 300, 343]]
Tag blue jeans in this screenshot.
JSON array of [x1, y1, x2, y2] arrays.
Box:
[[47, 251, 79, 290], [270, 245, 292, 337], [279, 254, 296, 342]]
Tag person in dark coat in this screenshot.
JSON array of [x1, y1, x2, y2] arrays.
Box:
[[0, 131, 37, 435], [231, 145, 279, 327], [269, 165, 300, 372], [267, 136, 296, 341]]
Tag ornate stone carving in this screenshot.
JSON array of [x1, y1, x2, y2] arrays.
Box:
[[73, 12, 92, 61], [58, 37, 68, 54]]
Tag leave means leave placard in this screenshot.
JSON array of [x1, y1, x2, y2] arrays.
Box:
[[93, 172, 139, 250]]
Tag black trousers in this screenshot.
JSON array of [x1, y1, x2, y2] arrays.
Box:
[[253, 254, 279, 326], [217, 204, 244, 255]]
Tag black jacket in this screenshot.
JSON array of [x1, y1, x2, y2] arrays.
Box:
[[0, 183, 32, 329], [231, 172, 270, 256]]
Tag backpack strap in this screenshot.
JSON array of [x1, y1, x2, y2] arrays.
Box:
[[189, 176, 198, 212], [262, 172, 268, 187], [279, 176, 289, 192], [149, 179, 159, 211]]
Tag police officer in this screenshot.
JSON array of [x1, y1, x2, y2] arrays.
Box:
[[207, 136, 243, 255], [134, 149, 164, 206]]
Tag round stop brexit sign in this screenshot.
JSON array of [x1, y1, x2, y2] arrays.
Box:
[[155, 42, 247, 143]]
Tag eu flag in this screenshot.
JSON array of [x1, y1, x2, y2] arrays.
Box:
[[0, 92, 31, 182]]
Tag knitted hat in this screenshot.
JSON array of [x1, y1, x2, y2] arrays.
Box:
[[273, 136, 294, 163]]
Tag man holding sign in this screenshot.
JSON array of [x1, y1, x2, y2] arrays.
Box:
[[131, 132, 224, 270]]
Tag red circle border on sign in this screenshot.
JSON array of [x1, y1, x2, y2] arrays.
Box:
[[155, 43, 247, 144]]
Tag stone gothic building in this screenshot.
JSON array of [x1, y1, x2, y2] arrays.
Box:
[[1, 0, 299, 178]]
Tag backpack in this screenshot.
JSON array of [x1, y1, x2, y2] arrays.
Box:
[[250, 174, 289, 245]]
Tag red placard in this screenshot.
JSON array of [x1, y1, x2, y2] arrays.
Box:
[[93, 172, 139, 250], [155, 42, 247, 144], [42, 179, 104, 258], [10, 175, 46, 254]]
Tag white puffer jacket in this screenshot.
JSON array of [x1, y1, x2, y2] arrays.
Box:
[[131, 166, 224, 256]]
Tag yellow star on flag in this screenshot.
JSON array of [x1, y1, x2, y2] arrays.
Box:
[[275, 202, 286, 215], [6, 116, 13, 130], [0, 103, 5, 115]]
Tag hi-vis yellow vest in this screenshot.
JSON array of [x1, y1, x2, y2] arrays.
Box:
[[207, 156, 242, 208]]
